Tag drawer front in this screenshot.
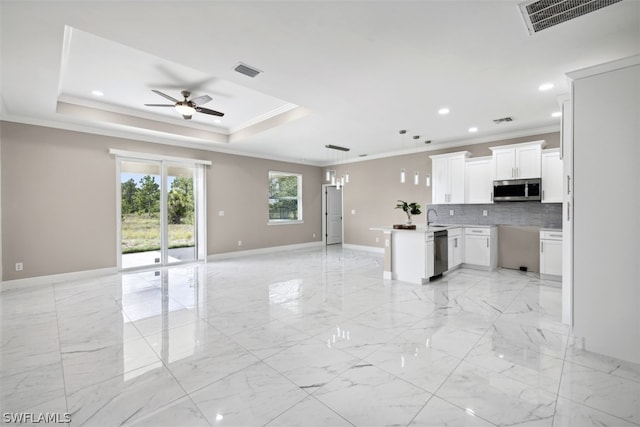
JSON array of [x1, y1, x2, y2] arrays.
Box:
[[540, 230, 563, 240], [465, 227, 490, 236]]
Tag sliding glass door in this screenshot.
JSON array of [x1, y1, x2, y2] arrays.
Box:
[[118, 157, 205, 269], [166, 164, 196, 265]]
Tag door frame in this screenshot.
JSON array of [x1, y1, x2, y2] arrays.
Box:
[[112, 149, 210, 270], [321, 184, 344, 246]]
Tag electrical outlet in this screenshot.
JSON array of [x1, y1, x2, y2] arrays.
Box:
[[218, 210, 225, 216], [15, 262, 23, 271], [449, 210, 454, 216], [313, 233, 316, 238], [385, 239, 390, 247], [238, 240, 242, 246], [375, 237, 380, 243], [483, 210, 488, 216], [351, 209, 356, 215]]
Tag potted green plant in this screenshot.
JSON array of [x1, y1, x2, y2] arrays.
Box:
[[395, 200, 422, 225]]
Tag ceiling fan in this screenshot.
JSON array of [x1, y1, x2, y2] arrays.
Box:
[[144, 89, 224, 120]]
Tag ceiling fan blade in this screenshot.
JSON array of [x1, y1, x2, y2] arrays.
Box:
[[182, 115, 192, 120], [189, 94, 212, 105], [144, 103, 174, 107], [151, 89, 179, 103], [195, 106, 224, 117]]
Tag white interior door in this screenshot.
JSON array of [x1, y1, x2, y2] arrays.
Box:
[[326, 186, 342, 245]]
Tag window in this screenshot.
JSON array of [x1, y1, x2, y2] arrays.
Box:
[[268, 171, 302, 223]]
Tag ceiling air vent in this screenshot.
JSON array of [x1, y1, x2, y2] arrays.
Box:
[[518, 0, 622, 34], [325, 144, 350, 152], [234, 62, 262, 78], [493, 117, 513, 124]]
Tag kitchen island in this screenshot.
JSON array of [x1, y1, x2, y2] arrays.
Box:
[[370, 224, 496, 284], [370, 225, 453, 284]]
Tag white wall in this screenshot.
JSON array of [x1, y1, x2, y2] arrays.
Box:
[[569, 56, 640, 363]]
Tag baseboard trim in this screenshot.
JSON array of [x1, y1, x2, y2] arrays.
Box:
[[1, 267, 118, 292], [341, 244, 384, 254], [208, 241, 323, 261]]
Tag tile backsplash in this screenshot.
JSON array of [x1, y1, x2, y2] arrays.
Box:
[[426, 202, 562, 229]]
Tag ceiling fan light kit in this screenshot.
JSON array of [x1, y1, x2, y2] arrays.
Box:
[[174, 103, 195, 117]]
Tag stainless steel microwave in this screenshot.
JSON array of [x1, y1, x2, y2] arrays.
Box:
[[493, 178, 541, 202]]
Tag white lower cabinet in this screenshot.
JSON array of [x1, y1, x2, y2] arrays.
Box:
[[426, 232, 434, 279], [540, 230, 562, 279], [447, 227, 463, 270], [463, 226, 497, 270]]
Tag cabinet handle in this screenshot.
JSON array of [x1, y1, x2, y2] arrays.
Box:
[[455, 237, 458, 248], [512, 167, 515, 178], [567, 201, 571, 221], [516, 167, 519, 177], [542, 190, 545, 201], [567, 176, 571, 195], [490, 192, 493, 201], [486, 238, 489, 248], [541, 241, 544, 253], [549, 234, 562, 238], [471, 230, 483, 233]]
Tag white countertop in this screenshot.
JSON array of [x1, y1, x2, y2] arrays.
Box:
[[370, 224, 496, 233]]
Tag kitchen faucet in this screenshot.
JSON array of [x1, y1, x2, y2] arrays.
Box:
[[426, 208, 437, 227]]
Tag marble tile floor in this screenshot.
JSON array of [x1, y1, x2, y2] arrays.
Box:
[[1, 245, 639, 426]]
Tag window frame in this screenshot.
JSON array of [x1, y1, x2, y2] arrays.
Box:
[[267, 170, 303, 225]]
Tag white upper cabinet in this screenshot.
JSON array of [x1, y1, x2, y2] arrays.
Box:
[[541, 148, 562, 203], [465, 156, 493, 204], [430, 151, 470, 204], [490, 141, 546, 180]]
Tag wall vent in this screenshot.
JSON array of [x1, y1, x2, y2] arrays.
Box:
[[518, 0, 622, 34], [493, 117, 514, 124], [234, 62, 262, 78]]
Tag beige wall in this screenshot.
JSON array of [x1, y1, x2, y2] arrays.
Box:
[[498, 226, 540, 272], [1, 122, 322, 280], [1, 121, 558, 280], [331, 132, 559, 249]]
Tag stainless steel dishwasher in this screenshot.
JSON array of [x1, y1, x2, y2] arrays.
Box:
[[433, 230, 448, 277]]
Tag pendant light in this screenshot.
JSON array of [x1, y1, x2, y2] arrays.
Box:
[[399, 130, 407, 183], [325, 144, 350, 189]]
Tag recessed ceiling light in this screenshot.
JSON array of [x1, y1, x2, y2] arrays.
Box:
[[551, 111, 562, 118], [92, 90, 104, 96], [468, 127, 478, 133], [538, 83, 554, 91], [438, 107, 450, 115]]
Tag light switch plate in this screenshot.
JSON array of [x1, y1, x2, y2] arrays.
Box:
[[483, 210, 488, 216], [449, 210, 454, 216]]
